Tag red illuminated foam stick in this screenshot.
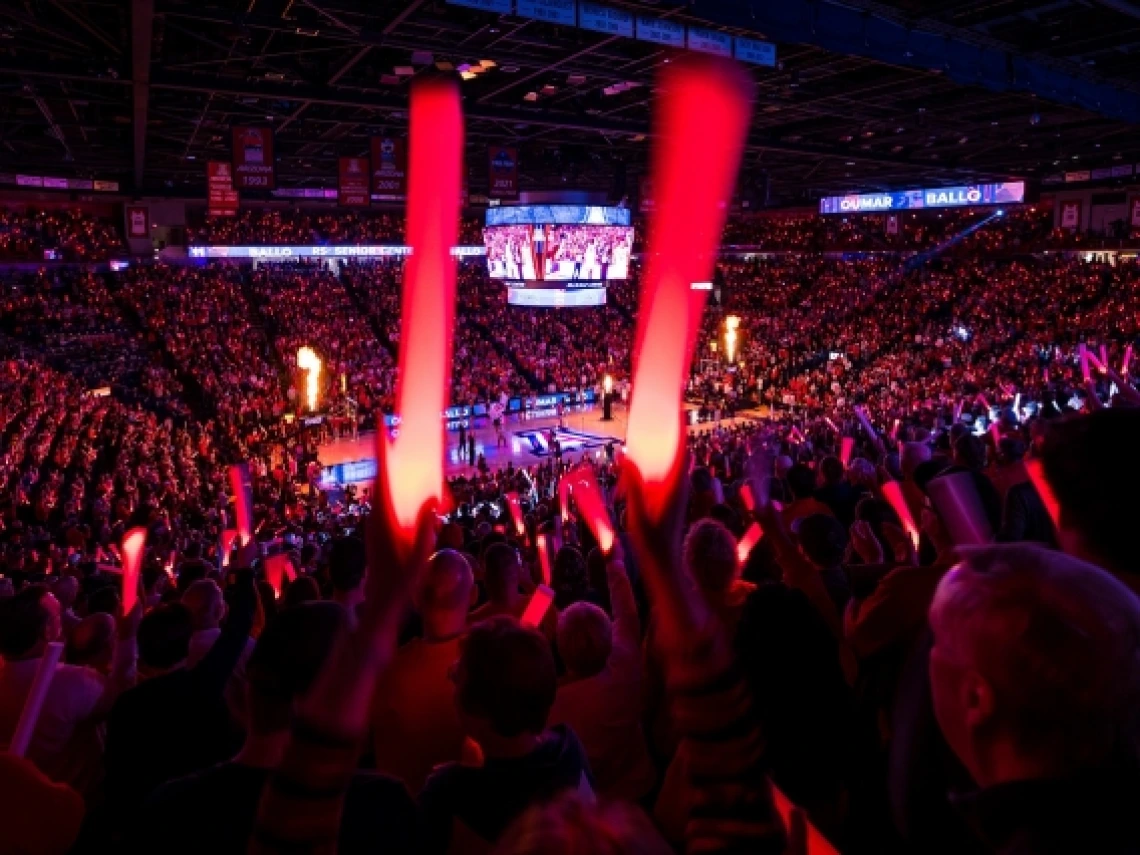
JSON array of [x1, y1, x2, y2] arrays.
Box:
[[505, 491, 526, 538], [570, 465, 615, 554], [380, 79, 463, 547], [1025, 458, 1061, 528], [8, 641, 64, 758], [770, 781, 840, 855], [220, 529, 239, 568], [264, 554, 293, 598], [823, 416, 839, 434], [120, 527, 147, 615], [953, 398, 965, 423], [737, 522, 763, 567], [521, 584, 555, 629], [739, 482, 756, 512], [558, 476, 572, 523], [989, 420, 1002, 447], [1100, 344, 1109, 367], [228, 463, 254, 547], [1080, 343, 1091, 383], [880, 480, 920, 550], [839, 436, 855, 466], [889, 418, 901, 440], [1123, 345, 1133, 376], [536, 533, 553, 586], [625, 56, 753, 519]]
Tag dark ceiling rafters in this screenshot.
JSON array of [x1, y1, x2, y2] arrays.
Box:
[[0, 0, 1137, 201]]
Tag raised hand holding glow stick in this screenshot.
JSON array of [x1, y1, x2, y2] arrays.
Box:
[[624, 56, 753, 520], [120, 526, 147, 616], [569, 465, 615, 555], [380, 78, 462, 555], [8, 642, 64, 757], [880, 480, 920, 550]]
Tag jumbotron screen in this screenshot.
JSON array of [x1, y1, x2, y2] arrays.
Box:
[[483, 205, 634, 283]]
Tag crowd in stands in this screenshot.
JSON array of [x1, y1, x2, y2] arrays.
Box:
[[3, 205, 1140, 853], [0, 209, 124, 262], [190, 209, 485, 247]]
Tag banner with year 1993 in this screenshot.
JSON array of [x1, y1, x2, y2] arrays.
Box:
[[232, 126, 275, 190]]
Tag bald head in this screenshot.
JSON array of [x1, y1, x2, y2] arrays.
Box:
[[181, 579, 224, 631], [416, 550, 474, 638], [66, 613, 115, 671], [557, 602, 612, 678], [930, 544, 1140, 786]]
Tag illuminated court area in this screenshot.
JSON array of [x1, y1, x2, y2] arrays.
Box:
[[318, 405, 763, 485]]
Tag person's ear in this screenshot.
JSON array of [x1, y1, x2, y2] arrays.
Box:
[[962, 669, 995, 730]]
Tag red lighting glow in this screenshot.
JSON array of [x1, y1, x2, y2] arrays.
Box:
[[228, 464, 253, 546], [570, 465, 615, 554], [625, 56, 753, 518], [120, 527, 147, 615], [381, 79, 463, 541], [881, 481, 920, 550], [1025, 458, 1062, 528], [521, 584, 555, 628]]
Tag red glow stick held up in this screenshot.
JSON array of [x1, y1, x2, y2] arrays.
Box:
[[228, 463, 254, 547], [881, 480, 920, 550], [380, 79, 463, 550], [1123, 345, 1132, 376], [839, 436, 855, 466], [536, 533, 553, 586], [1025, 458, 1062, 528], [505, 491, 526, 538], [625, 56, 753, 519], [120, 527, 146, 616], [737, 522, 763, 567], [570, 465, 615, 554], [1080, 343, 1091, 383], [520, 584, 555, 628], [739, 482, 756, 512]]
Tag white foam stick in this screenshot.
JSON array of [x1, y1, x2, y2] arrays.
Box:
[[8, 642, 64, 757], [927, 472, 994, 546]]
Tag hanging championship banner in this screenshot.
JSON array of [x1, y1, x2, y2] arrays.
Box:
[[126, 205, 148, 239], [1060, 200, 1081, 230], [207, 161, 239, 216], [371, 137, 406, 200], [488, 145, 519, 198], [338, 156, 371, 207], [232, 126, 276, 189]]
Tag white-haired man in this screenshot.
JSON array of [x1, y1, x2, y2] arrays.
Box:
[[928, 544, 1140, 853]]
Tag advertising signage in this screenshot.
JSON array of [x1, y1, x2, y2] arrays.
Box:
[[819, 181, 1024, 214]]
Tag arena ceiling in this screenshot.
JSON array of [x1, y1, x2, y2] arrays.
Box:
[[2, 0, 1140, 204]]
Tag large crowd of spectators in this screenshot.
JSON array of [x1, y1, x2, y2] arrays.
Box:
[[0, 209, 124, 262], [3, 205, 1140, 853]]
